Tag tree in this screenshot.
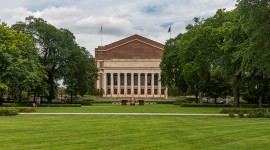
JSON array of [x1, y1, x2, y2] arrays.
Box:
[[236, 0, 270, 107], [0, 23, 44, 101], [160, 35, 187, 96], [12, 16, 98, 103]]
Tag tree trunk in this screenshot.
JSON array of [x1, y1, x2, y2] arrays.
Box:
[[195, 93, 199, 103], [47, 72, 55, 103], [258, 94, 262, 108], [233, 75, 240, 107], [214, 97, 217, 104], [198, 91, 202, 103], [34, 91, 36, 103], [70, 92, 73, 103]]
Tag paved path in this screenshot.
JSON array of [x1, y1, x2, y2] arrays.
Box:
[[19, 112, 228, 116]]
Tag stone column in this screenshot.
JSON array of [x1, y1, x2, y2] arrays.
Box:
[[138, 73, 141, 96], [124, 73, 127, 96], [151, 73, 154, 97], [103, 73, 107, 96], [117, 73, 120, 97], [144, 73, 147, 96], [158, 73, 161, 97], [131, 73, 134, 96], [110, 73, 113, 96]]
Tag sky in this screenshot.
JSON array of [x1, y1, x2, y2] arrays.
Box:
[[0, 0, 237, 56]]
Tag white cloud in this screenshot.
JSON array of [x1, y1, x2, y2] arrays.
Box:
[[0, 0, 237, 56]]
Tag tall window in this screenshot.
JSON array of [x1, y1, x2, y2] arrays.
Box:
[[120, 73, 124, 85], [113, 73, 117, 86], [127, 73, 131, 85], [134, 73, 138, 86], [147, 73, 151, 86], [107, 73, 111, 85], [140, 73, 145, 85], [154, 73, 158, 86]]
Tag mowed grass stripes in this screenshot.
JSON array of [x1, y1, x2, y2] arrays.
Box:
[[0, 115, 270, 150]]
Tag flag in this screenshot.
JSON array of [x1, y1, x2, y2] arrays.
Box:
[[168, 26, 171, 33]]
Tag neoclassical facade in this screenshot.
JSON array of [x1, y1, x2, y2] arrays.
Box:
[[95, 34, 167, 97]]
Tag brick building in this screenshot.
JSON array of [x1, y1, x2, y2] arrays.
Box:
[[95, 34, 167, 97]]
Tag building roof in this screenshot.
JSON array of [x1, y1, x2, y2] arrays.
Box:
[[95, 34, 164, 51]]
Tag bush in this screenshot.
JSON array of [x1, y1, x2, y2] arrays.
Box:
[[219, 108, 250, 114], [220, 108, 270, 118], [138, 100, 144, 103], [181, 103, 232, 107], [238, 111, 245, 118], [229, 112, 236, 118], [38, 104, 81, 107], [81, 99, 94, 106], [94, 101, 112, 104], [156, 101, 175, 104], [240, 104, 270, 108], [0, 108, 18, 116], [2, 103, 21, 107], [17, 107, 36, 113]]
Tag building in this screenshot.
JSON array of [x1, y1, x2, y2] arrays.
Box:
[[95, 34, 167, 98]]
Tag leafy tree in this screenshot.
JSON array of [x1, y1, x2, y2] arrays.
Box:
[[160, 35, 187, 96], [0, 23, 44, 101], [12, 17, 98, 103], [236, 0, 270, 107]]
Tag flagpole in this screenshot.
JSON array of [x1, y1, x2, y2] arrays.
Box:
[[100, 25, 103, 46]]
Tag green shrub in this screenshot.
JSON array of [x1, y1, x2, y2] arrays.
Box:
[[240, 104, 270, 108], [81, 99, 94, 106], [2, 103, 21, 107], [156, 101, 175, 104], [238, 111, 245, 118], [38, 104, 81, 107], [219, 108, 250, 114], [94, 101, 112, 104], [229, 112, 236, 118], [0, 108, 18, 116], [121, 100, 128, 102], [17, 107, 36, 113], [138, 100, 144, 103], [181, 103, 231, 107]]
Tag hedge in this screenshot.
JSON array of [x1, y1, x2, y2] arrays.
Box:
[[2, 103, 30, 107], [181, 103, 232, 107], [2, 103, 81, 107], [240, 104, 270, 108], [0, 108, 18, 116], [156, 101, 175, 104], [220, 108, 270, 118], [38, 104, 81, 107]]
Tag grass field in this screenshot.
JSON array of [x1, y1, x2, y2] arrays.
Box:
[[1, 115, 270, 150], [36, 104, 222, 114], [1, 104, 270, 149]]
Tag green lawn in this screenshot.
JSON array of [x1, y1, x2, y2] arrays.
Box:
[[36, 104, 222, 114], [0, 115, 270, 150]]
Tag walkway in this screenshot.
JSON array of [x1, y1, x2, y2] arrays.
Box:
[[19, 113, 228, 116]]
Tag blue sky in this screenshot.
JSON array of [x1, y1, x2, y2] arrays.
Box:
[[0, 0, 236, 56]]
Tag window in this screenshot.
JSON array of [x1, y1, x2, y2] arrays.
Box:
[[120, 73, 124, 85], [134, 73, 138, 86], [140, 73, 145, 85], [147, 73, 151, 86], [154, 73, 158, 86], [113, 73, 117, 86], [107, 73, 111, 85]]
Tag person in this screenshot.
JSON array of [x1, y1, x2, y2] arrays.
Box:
[[32, 100, 36, 107]]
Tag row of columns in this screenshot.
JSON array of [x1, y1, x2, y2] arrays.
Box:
[[102, 72, 165, 97]]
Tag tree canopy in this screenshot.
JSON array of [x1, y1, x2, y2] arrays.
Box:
[[160, 0, 270, 107]]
